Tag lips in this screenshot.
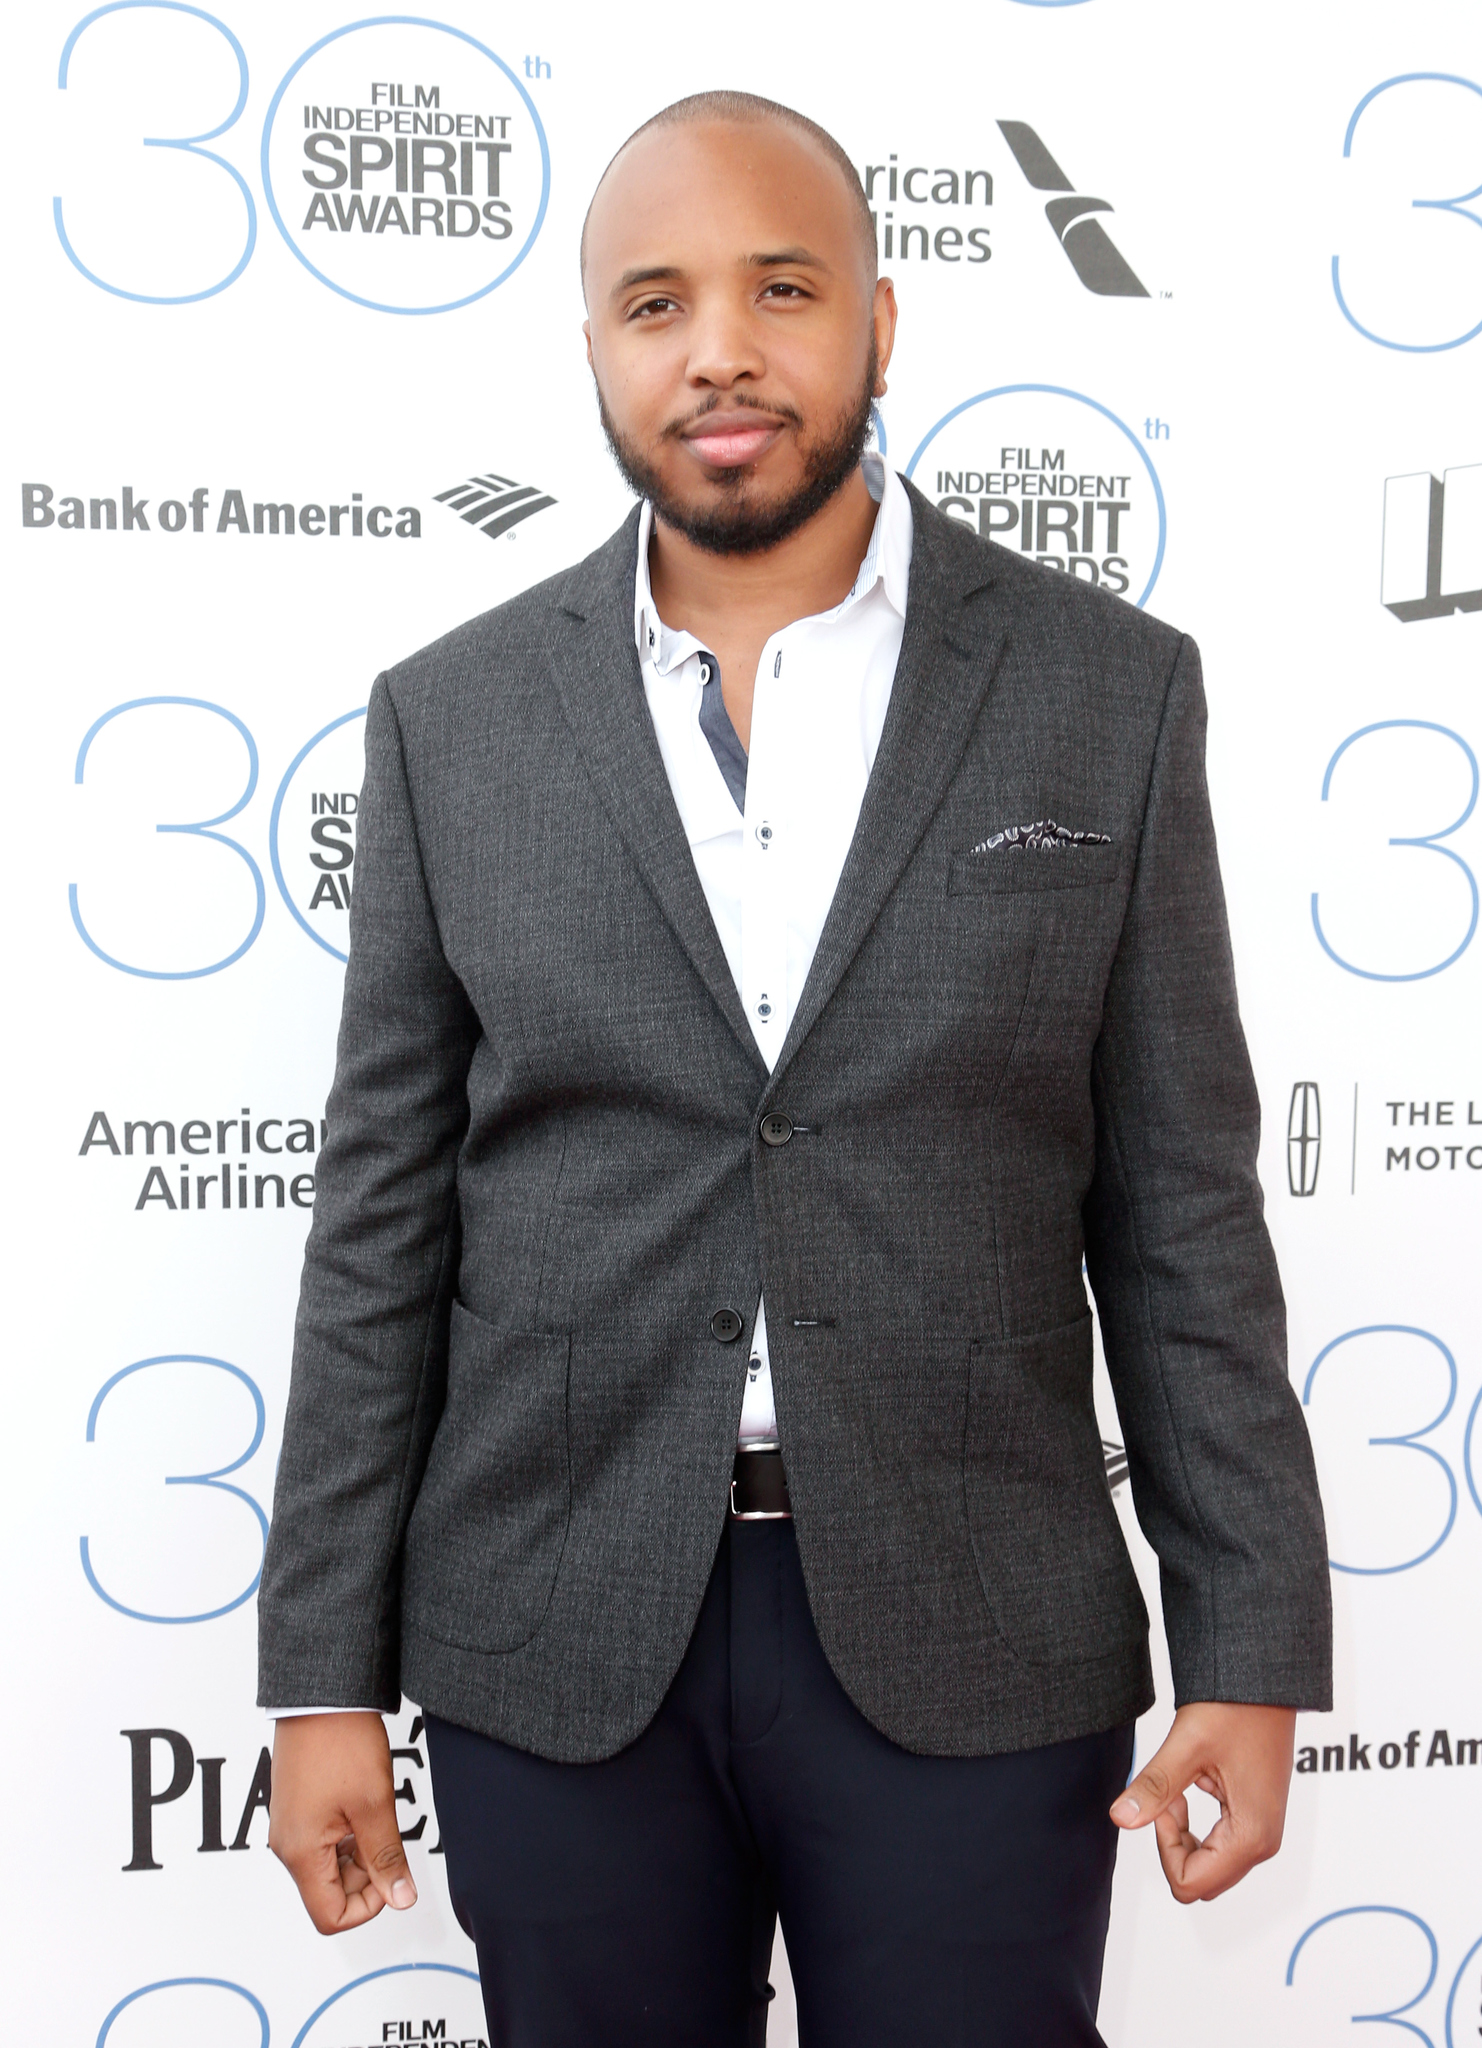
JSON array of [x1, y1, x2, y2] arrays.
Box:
[[681, 415, 787, 469]]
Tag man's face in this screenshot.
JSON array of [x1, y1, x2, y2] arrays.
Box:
[[583, 119, 894, 554]]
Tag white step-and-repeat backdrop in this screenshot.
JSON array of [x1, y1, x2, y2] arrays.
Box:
[[4, 1, 1480, 2041]]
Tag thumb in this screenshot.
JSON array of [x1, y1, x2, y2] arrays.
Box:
[[1110, 1724, 1201, 1831], [344, 1780, 418, 1912]]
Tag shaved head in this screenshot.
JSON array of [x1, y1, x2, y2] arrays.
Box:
[[581, 91, 877, 295]]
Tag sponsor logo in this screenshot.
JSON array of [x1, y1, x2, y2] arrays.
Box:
[[1381, 463, 1482, 621], [905, 384, 1166, 606], [854, 154, 994, 267], [852, 124, 1148, 293], [996, 121, 1148, 296], [21, 482, 420, 539], [261, 19, 549, 315], [121, 1712, 441, 1871], [1382, 1096, 1482, 1176], [1295, 1727, 1482, 1775], [435, 469, 557, 540], [79, 1107, 324, 1212], [1288, 1082, 1321, 1196]]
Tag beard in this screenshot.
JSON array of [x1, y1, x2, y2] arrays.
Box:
[[598, 343, 878, 557]]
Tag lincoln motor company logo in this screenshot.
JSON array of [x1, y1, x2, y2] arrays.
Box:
[[1288, 1082, 1321, 1196]]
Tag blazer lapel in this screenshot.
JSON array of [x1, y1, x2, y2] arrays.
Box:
[[544, 510, 767, 1074], [767, 486, 1010, 1089]]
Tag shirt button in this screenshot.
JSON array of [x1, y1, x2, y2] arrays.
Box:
[[757, 998, 772, 1018], [711, 1308, 743, 1343], [756, 822, 774, 847], [760, 1114, 794, 1147], [699, 662, 711, 684]]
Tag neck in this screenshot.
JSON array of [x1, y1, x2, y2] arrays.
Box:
[[646, 465, 878, 641]]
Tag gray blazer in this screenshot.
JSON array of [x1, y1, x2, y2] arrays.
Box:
[[257, 484, 1332, 1762]]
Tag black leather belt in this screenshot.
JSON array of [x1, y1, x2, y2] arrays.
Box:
[[730, 1445, 792, 1520]]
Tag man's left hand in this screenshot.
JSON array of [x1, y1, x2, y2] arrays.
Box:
[[1109, 1701, 1297, 1903]]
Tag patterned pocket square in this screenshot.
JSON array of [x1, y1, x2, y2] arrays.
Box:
[[970, 818, 1113, 854]]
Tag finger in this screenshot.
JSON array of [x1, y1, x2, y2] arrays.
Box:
[[1156, 1820, 1252, 1905], [1110, 1725, 1204, 1829], [278, 1833, 386, 1934], [342, 1785, 418, 1913]]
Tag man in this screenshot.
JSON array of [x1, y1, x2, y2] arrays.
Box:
[[261, 92, 1331, 2047]]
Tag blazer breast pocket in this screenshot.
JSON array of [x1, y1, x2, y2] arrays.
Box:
[[948, 841, 1121, 896]]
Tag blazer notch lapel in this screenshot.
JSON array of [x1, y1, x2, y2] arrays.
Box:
[[543, 520, 765, 1075], [766, 502, 1017, 1088]]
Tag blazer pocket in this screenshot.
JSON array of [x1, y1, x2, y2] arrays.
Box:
[[948, 843, 1120, 895], [964, 1311, 1147, 1665], [402, 1302, 571, 1655]]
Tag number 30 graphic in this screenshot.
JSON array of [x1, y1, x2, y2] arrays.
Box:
[[56, 1, 256, 304], [1312, 719, 1478, 981], [1334, 72, 1482, 353], [71, 696, 266, 979], [81, 1354, 270, 1624]]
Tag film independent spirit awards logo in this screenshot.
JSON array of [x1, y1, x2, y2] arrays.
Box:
[[262, 18, 550, 314], [905, 386, 1166, 607]]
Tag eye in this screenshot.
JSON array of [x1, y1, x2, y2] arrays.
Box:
[[760, 280, 807, 301], [630, 294, 678, 320]]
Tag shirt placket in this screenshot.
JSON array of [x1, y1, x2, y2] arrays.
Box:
[[740, 633, 790, 1068]]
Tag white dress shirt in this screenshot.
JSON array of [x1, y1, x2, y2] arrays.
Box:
[[270, 457, 913, 1711], [635, 454, 913, 1443]]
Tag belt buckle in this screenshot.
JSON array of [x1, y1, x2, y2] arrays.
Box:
[[730, 1441, 791, 1521]]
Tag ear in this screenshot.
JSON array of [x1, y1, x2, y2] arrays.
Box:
[[872, 278, 898, 391], [583, 319, 594, 370]]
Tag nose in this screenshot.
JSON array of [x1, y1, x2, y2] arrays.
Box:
[[684, 286, 767, 391]]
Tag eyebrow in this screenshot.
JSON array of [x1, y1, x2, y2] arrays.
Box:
[[746, 247, 830, 271], [612, 264, 684, 295], [610, 247, 833, 298]]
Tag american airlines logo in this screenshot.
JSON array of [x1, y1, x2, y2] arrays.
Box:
[[434, 469, 557, 540], [996, 121, 1148, 298], [1381, 463, 1482, 621], [1288, 1082, 1321, 1197]]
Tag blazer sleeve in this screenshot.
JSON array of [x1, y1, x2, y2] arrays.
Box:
[[257, 674, 478, 1710], [1082, 633, 1333, 1710]]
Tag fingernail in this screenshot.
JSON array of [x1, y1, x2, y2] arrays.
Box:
[[1111, 1796, 1140, 1821], [392, 1877, 417, 1909]]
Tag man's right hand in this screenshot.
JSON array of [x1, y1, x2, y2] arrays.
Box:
[[268, 1712, 419, 1932]]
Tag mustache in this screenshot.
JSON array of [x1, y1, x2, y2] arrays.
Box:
[[660, 392, 805, 441]]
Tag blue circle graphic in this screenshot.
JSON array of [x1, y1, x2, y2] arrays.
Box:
[[292, 1964, 482, 2048], [261, 17, 550, 315], [98, 1977, 269, 2047], [270, 706, 367, 963], [904, 384, 1167, 607]]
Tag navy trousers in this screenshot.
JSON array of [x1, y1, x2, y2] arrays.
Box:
[[426, 1520, 1132, 2048]]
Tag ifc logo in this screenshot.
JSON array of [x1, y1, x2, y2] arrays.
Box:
[[905, 385, 1166, 607], [262, 17, 550, 314]]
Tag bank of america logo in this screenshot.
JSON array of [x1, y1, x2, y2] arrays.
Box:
[[997, 121, 1148, 298], [435, 470, 556, 541], [1288, 1082, 1321, 1197], [1381, 464, 1482, 621]]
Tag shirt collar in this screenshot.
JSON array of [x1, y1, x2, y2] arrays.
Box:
[[634, 454, 914, 670]]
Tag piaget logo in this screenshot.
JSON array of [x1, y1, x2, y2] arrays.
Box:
[[262, 17, 550, 314]]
